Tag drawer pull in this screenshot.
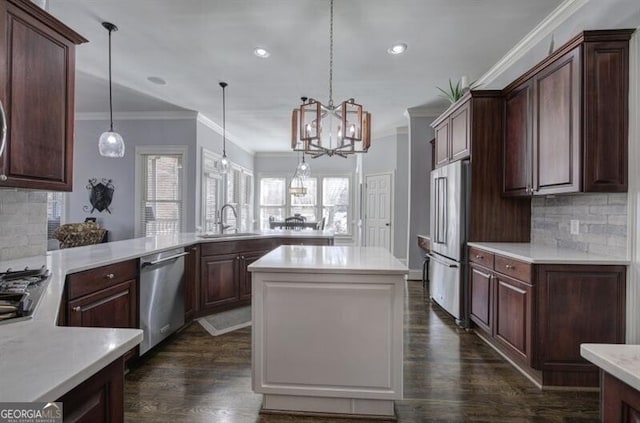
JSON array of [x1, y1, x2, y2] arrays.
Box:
[[105, 273, 115, 280], [505, 264, 514, 270], [475, 254, 484, 259], [72, 306, 81, 312]]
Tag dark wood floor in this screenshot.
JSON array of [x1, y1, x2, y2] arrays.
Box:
[[124, 282, 600, 422]]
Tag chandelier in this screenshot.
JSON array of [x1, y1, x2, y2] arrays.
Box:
[[290, 0, 371, 158]]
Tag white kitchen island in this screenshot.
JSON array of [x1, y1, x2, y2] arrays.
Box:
[[248, 245, 407, 419]]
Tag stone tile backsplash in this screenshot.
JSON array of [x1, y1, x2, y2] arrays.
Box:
[[0, 189, 47, 260], [531, 193, 628, 258]]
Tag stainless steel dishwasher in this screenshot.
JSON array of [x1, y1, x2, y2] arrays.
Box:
[[139, 247, 188, 355]]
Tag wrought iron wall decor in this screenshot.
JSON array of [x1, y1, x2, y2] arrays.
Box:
[[83, 178, 115, 213]]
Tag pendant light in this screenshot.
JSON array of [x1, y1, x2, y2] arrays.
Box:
[[290, 0, 371, 158], [219, 82, 230, 174], [98, 22, 125, 158], [296, 152, 311, 179]]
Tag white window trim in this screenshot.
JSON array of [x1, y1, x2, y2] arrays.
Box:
[[134, 145, 189, 237], [257, 172, 354, 238]]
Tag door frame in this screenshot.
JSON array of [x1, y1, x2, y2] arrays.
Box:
[[364, 171, 394, 253]]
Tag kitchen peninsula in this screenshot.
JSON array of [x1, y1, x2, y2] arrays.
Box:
[[249, 245, 407, 419], [0, 230, 333, 420]]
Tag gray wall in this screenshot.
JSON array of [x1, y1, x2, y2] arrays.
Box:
[[70, 118, 197, 241], [0, 190, 47, 260], [362, 130, 409, 261], [406, 114, 435, 272], [531, 193, 628, 258]]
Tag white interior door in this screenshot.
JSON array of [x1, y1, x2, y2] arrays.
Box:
[[364, 173, 392, 250]]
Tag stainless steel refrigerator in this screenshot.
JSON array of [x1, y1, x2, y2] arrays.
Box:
[[428, 160, 468, 326]]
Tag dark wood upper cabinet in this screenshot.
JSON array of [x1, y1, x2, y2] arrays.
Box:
[[0, 0, 86, 191], [503, 80, 532, 196], [502, 29, 633, 196], [432, 97, 469, 167]]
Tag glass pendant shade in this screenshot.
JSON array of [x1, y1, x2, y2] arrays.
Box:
[[289, 173, 307, 197], [220, 154, 230, 175], [297, 159, 310, 179], [98, 130, 125, 158]]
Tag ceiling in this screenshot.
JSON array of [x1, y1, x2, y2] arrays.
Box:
[[48, 0, 563, 153]]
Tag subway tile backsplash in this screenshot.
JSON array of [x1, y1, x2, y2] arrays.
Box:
[[531, 193, 628, 259], [0, 189, 47, 260]]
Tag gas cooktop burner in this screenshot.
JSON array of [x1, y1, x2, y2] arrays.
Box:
[[0, 265, 50, 325]]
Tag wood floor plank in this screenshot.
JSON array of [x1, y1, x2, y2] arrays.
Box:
[[124, 282, 599, 422]]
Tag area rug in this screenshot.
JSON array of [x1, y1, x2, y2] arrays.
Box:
[[197, 306, 251, 336]]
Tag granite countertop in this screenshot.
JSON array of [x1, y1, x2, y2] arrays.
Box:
[[248, 245, 408, 275], [581, 344, 640, 391], [466, 242, 629, 265], [0, 230, 333, 402]]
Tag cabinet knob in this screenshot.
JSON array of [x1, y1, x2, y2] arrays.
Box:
[[241, 256, 245, 260], [475, 255, 484, 259], [0, 174, 6, 181], [72, 306, 81, 312], [505, 264, 514, 270], [104, 273, 115, 279]]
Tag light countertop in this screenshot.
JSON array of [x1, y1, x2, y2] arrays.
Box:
[[581, 344, 640, 391], [248, 245, 408, 275], [0, 230, 333, 402], [467, 242, 629, 265]]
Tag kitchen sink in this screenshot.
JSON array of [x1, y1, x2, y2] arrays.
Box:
[[198, 232, 261, 239]]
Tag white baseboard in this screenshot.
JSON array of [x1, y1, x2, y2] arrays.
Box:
[[407, 269, 423, 281]]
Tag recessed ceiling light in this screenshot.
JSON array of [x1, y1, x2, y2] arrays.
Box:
[[147, 76, 167, 85], [254, 47, 270, 58], [387, 43, 408, 55]]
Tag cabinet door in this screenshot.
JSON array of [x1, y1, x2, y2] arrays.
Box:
[[67, 280, 137, 329], [537, 264, 625, 372], [469, 264, 493, 334], [602, 372, 640, 423], [533, 47, 581, 195], [58, 357, 124, 423], [450, 101, 470, 162], [0, 3, 79, 190], [184, 245, 200, 320], [494, 274, 532, 365], [503, 80, 532, 196], [239, 251, 268, 301], [200, 253, 240, 312], [434, 120, 449, 167]]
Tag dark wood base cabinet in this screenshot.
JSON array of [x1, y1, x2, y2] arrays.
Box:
[[62, 260, 139, 367], [199, 237, 333, 316], [469, 247, 626, 388], [58, 356, 124, 423], [602, 371, 640, 422]]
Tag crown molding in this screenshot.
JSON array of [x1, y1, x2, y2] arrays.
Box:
[[404, 107, 445, 119], [75, 111, 197, 121], [254, 151, 298, 158], [373, 125, 409, 140], [476, 0, 589, 87]]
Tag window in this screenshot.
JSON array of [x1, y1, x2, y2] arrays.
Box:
[[136, 147, 186, 237], [47, 192, 64, 239], [259, 177, 286, 229], [258, 175, 351, 235], [323, 177, 350, 234], [200, 148, 254, 232]]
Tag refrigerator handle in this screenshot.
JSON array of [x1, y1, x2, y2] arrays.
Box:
[[440, 177, 447, 244], [433, 176, 439, 243]]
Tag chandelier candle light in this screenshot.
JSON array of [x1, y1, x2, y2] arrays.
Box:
[[98, 22, 125, 158], [291, 0, 371, 158], [219, 82, 230, 174]]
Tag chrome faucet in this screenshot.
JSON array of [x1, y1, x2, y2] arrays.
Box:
[[218, 203, 238, 233]]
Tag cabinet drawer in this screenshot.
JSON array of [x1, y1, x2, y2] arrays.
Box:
[[67, 260, 137, 300], [494, 255, 532, 283], [469, 247, 494, 268]]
